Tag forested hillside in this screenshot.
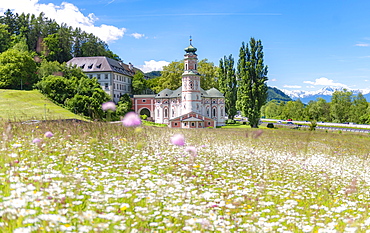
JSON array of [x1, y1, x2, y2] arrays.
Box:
[[0, 9, 120, 63]]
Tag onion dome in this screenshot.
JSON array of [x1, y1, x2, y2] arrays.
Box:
[[184, 38, 197, 53]]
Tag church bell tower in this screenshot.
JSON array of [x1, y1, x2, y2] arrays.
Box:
[[182, 38, 201, 114]]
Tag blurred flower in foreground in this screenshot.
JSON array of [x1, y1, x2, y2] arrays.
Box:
[[44, 131, 54, 138], [185, 146, 197, 156], [171, 134, 185, 146], [102, 102, 116, 111], [32, 138, 42, 144], [122, 112, 141, 127], [12, 144, 22, 148]]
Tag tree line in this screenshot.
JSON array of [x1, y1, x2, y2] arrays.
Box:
[[262, 90, 370, 124], [0, 9, 119, 62], [0, 9, 131, 121]]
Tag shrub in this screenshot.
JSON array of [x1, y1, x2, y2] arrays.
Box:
[[226, 119, 236, 124], [309, 121, 317, 131], [140, 114, 148, 120]]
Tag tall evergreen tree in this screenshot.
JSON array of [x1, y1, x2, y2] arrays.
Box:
[[218, 54, 237, 120], [236, 38, 268, 128]]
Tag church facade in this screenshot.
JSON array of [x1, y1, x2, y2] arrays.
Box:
[[132, 41, 225, 128]]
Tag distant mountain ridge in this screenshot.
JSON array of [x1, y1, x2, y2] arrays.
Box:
[[267, 87, 292, 102], [281, 86, 370, 103]]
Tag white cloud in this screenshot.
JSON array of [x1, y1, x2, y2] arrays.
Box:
[[283, 85, 302, 88], [130, 33, 145, 39], [303, 77, 348, 88], [270, 78, 277, 82], [355, 43, 370, 47], [0, 0, 126, 43], [138, 60, 169, 73]]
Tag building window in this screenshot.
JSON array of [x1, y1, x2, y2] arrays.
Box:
[[97, 74, 101, 79], [142, 99, 146, 103], [208, 122, 211, 126], [184, 123, 187, 126], [213, 108, 216, 117], [164, 109, 168, 118], [105, 83, 108, 89], [174, 122, 178, 126], [191, 122, 195, 127], [199, 123, 202, 127], [89, 74, 92, 78], [105, 74, 108, 79]]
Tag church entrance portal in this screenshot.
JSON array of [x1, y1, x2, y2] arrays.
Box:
[[139, 108, 151, 117]]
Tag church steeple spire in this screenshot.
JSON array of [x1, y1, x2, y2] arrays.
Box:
[[182, 38, 201, 114], [184, 36, 197, 53]]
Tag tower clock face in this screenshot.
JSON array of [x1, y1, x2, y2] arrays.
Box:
[[188, 80, 194, 89]]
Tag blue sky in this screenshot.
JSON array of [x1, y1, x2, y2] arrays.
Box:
[[2, 0, 370, 93]]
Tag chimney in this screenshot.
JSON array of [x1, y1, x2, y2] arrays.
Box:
[[129, 62, 134, 70]]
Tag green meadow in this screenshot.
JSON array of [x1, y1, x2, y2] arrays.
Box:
[[1, 123, 370, 233], [0, 90, 85, 122], [1, 90, 370, 232]]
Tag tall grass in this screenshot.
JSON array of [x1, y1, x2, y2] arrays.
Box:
[[1, 120, 370, 232]]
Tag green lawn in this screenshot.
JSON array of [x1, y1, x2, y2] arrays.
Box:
[[0, 89, 86, 122]]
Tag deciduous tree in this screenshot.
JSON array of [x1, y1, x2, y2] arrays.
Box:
[[330, 90, 352, 123], [236, 38, 268, 128], [132, 72, 147, 94], [218, 55, 237, 120], [0, 48, 37, 89]]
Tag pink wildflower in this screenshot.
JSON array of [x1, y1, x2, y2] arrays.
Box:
[[102, 102, 116, 111], [122, 112, 141, 127], [32, 138, 42, 144], [44, 131, 53, 138], [185, 146, 197, 156], [170, 134, 185, 146]]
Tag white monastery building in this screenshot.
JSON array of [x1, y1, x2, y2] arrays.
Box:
[[132, 41, 226, 128], [67, 56, 139, 103]]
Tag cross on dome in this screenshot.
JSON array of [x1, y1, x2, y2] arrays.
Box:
[[185, 36, 197, 53]]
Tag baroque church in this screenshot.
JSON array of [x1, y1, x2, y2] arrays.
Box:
[[132, 40, 225, 128]]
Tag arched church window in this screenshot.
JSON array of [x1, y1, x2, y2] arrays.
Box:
[[213, 108, 216, 117], [164, 108, 168, 118]]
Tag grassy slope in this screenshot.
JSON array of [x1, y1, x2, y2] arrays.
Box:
[[0, 89, 86, 122]]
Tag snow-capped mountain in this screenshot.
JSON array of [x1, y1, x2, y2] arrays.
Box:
[[281, 86, 370, 103]]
